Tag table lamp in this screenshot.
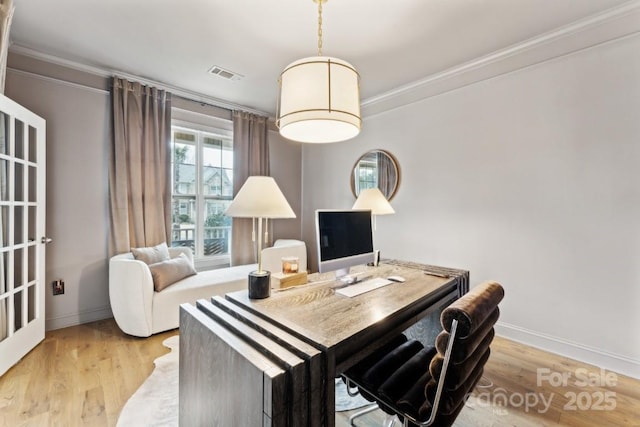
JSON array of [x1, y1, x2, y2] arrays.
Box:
[[225, 176, 296, 298], [352, 187, 395, 266]]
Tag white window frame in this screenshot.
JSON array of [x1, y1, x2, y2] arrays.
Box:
[[171, 118, 233, 270]]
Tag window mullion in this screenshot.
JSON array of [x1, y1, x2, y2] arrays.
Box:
[[196, 132, 205, 259], [171, 122, 233, 268]]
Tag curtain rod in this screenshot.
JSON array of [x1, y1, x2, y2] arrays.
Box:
[[112, 74, 269, 117]]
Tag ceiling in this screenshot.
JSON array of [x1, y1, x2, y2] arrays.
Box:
[[9, 0, 631, 116]]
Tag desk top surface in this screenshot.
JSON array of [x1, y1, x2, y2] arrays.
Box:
[[225, 260, 468, 352]]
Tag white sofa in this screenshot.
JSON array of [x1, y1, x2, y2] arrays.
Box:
[[109, 239, 307, 337]]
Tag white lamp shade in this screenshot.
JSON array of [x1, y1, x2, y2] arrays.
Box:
[[225, 176, 296, 219], [277, 56, 361, 144], [352, 188, 395, 215]]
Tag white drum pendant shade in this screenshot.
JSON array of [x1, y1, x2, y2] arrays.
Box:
[[277, 56, 361, 143]]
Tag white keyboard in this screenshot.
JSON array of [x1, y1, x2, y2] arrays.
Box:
[[336, 277, 393, 297]]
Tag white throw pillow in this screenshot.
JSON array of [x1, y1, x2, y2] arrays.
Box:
[[131, 242, 171, 265]]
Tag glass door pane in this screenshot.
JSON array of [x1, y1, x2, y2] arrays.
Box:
[[0, 93, 47, 375]]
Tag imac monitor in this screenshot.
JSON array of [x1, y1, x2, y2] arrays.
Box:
[[315, 209, 375, 278]]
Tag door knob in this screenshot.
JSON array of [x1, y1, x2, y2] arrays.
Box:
[[41, 237, 53, 244]]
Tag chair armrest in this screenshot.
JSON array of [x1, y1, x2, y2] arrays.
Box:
[[109, 254, 155, 337]]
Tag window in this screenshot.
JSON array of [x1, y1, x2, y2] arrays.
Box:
[[171, 124, 233, 265], [354, 154, 377, 194]]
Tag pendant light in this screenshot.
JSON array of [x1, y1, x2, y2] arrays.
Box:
[[276, 0, 361, 144]]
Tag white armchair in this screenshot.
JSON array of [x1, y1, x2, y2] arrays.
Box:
[[109, 240, 307, 337]]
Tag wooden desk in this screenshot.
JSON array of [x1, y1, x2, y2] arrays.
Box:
[[179, 260, 468, 426]]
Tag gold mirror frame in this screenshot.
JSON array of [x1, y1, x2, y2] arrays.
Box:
[[350, 149, 400, 201]]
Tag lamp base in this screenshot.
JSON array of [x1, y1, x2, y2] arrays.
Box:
[[248, 271, 271, 299]]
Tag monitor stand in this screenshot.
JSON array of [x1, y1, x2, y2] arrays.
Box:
[[335, 267, 350, 283], [336, 268, 368, 285]]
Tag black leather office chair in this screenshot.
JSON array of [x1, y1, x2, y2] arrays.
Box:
[[342, 281, 504, 427]]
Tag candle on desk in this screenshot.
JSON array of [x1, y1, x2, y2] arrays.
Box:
[[282, 257, 299, 274]]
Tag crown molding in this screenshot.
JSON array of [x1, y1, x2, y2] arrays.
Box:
[[9, 0, 640, 120], [7, 67, 110, 95], [8, 44, 269, 117], [361, 0, 640, 118]]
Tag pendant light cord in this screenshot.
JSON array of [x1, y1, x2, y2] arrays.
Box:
[[317, 0, 323, 56]]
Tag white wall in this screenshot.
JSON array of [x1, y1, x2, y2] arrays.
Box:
[[269, 129, 303, 242], [6, 3, 637, 380], [302, 34, 640, 378], [6, 67, 112, 330], [4, 54, 303, 331]]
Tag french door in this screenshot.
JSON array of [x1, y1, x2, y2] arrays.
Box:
[[0, 94, 46, 376]]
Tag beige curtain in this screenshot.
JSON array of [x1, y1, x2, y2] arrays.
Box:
[[0, 0, 14, 94], [109, 77, 172, 255], [377, 152, 396, 199], [231, 111, 269, 266]]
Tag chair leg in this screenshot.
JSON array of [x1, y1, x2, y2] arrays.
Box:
[[383, 413, 397, 427], [348, 403, 379, 426]]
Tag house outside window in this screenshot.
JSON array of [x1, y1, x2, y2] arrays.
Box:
[[171, 124, 233, 266]]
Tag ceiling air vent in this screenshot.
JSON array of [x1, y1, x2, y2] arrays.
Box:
[[208, 66, 244, 81]]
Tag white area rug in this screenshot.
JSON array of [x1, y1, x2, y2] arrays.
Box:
[[117, 336, 371, 426], [117, 336, 179, 427]]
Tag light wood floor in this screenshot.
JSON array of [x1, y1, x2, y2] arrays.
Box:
[[338, 339, 640, 427], [0, 319, 178, 427], [1, 318, 639, 427]]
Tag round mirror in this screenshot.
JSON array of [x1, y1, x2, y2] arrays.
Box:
[[351, 150, 400, 201]]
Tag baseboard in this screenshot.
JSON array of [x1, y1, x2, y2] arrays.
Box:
[[44, 310, 640, 379], [496, 322, 640, 380], [46, 306, 114, 331]]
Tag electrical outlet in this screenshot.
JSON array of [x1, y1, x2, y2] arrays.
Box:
[[52, 279, 64, 295]]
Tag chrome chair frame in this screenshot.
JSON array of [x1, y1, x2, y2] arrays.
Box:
[[343, 319, 459, 427]]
